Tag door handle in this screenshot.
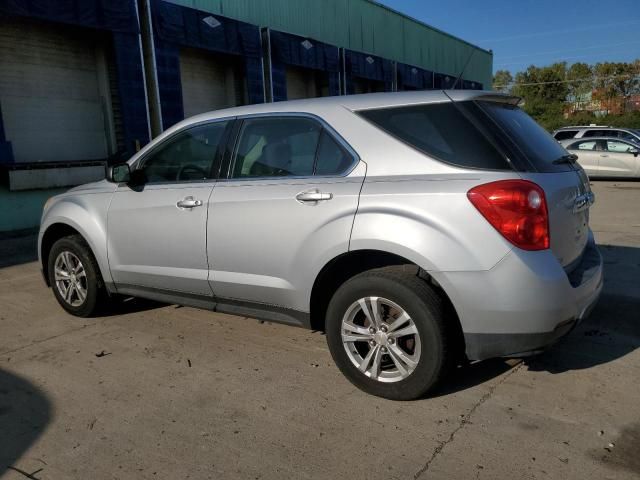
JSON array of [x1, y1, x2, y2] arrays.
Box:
[[176, 196, 203, 209], [296, 190, 333, 203], [600, 154, 608, 157]]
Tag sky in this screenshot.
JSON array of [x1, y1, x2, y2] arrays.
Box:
[[378, 0, 640, 74]]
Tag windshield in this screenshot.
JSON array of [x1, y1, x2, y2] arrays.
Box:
[[477, 101, 572, 173]]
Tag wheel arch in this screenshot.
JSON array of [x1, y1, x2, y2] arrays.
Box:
[[309, 249, 464, 353], [40, 221, 108, 287]]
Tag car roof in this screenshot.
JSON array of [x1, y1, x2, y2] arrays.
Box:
[[171, 89, 512, 127], [560, 137, 638, 144]]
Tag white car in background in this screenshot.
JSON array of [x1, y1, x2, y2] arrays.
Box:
[[560, 137, 640, 178]]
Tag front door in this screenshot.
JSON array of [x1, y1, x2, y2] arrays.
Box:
[[207, 115, 364, 312], [598, 139, 639, 177], [107, 120, 231, 296]]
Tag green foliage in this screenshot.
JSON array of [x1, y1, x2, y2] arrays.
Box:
[[492, 70, 513, 93], [496, 59, 640, 130]]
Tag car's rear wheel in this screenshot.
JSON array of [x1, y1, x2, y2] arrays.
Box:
[[48, 234, 107, 317], [326, 266, 452, 400]]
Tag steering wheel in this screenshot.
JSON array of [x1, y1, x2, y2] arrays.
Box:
[[177, 164, 207, 181]]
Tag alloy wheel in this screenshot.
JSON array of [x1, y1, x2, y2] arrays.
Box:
[[341, 296, 421, 383], [54, 251, 88, 307]]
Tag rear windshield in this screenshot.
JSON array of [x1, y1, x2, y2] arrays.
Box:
[[358, 100, 573, 173], [477, 101, 572, 172]]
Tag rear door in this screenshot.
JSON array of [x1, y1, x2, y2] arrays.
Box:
[[565, 139, 601, 176], [207, 115, 364, 312], [599, 139, 638, 177]]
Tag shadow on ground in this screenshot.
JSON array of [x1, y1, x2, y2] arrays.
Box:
[[0, 234, 38, 268], [0, 369, 51, 477], [439, 244, 640, 393]]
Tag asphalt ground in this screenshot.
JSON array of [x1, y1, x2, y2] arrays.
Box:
[[1, 180, 638, 479]]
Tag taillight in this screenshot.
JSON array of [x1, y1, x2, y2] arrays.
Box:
[[467, 180, 550, 251]]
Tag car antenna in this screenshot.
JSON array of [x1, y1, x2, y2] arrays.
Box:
[[451, 48, 476, 90]]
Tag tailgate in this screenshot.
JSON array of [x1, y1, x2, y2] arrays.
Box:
[[521, 168, 593, 269]]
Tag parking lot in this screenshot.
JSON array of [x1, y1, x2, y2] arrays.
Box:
[[1, 180, 638, 480]]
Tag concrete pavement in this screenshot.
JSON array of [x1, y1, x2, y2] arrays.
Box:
[[1, 180, 639, 479]]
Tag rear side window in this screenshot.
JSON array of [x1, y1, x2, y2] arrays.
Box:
[[315, 131, 353, 175], [553, 130, 578, 141], [583, 129, 612, 138], [230, 117, 355, 178], [232, 117, 321, 178], [358, 102, 511, 170], [568, 140, 597, 150]]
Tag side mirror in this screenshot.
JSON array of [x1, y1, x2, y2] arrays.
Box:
[[631, 149, 639, 157], [106, 163, 131, 183]]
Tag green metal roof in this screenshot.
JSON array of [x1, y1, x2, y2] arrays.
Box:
[[166, 0, 493, 88]]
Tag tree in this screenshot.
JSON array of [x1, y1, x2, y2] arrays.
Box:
[[566, 62, 593, 113], [512, 63, 568, 122], [492, 70, 513, 93], [594, 62, 640, 113]]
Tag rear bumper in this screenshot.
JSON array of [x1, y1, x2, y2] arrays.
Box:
[[434, 232, 603, 361]]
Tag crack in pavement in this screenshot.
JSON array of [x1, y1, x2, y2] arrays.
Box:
[[0, 325, 91, 357], [413, 361, 525, 480]]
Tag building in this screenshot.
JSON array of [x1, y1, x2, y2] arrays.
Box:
[[0, 0, 493, 233]]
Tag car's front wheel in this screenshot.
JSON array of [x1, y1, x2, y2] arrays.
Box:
[[48, 234, 107, 317], [326, 266, 453, 400]]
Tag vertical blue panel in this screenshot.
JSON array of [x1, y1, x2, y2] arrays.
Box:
[[112, 32, 150, 157], [0, 100, 15, 164], [154, 40, 184, 129], [344, 49, 393, 94], [463, 79, 483, 90], [269, 30, 340, 101], [396, 63, 433, 90], [0, 0, 139, 33], [434, 72, 457, 89], [151, 0, 265, 121]]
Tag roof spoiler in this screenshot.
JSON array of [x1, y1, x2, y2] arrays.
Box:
[[445, 90, 522, 106]]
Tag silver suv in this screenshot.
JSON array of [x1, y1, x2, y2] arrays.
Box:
[[552, 125, 640, 145], [39, 91, 603, 400]]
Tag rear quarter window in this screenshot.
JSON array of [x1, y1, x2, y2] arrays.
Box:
[[357, 102, 511, 170]]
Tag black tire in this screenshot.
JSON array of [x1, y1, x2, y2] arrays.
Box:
[[47, 234, 108, 317], [325, 265, 453, 400]]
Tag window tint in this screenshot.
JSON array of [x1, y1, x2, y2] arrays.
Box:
[[358, 102, 510, 170], [232, 117, 321, 178], [606, 140, 636, 153], [141, 122, 228, 183], [478, 101, 571, 173], [568, 140, 597, 151], [618, 131, 640, 143], [315, 131, 353, 175], [583, 129, 612, 138], [553, 130, 579, 141]]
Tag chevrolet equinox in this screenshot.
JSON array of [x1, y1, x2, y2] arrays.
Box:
[[39, 90, 603, 400]]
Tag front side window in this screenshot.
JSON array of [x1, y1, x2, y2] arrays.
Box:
[[140, 121, 229, 183], [606, 140, 637, 153], [618, 131, 640, 144]]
